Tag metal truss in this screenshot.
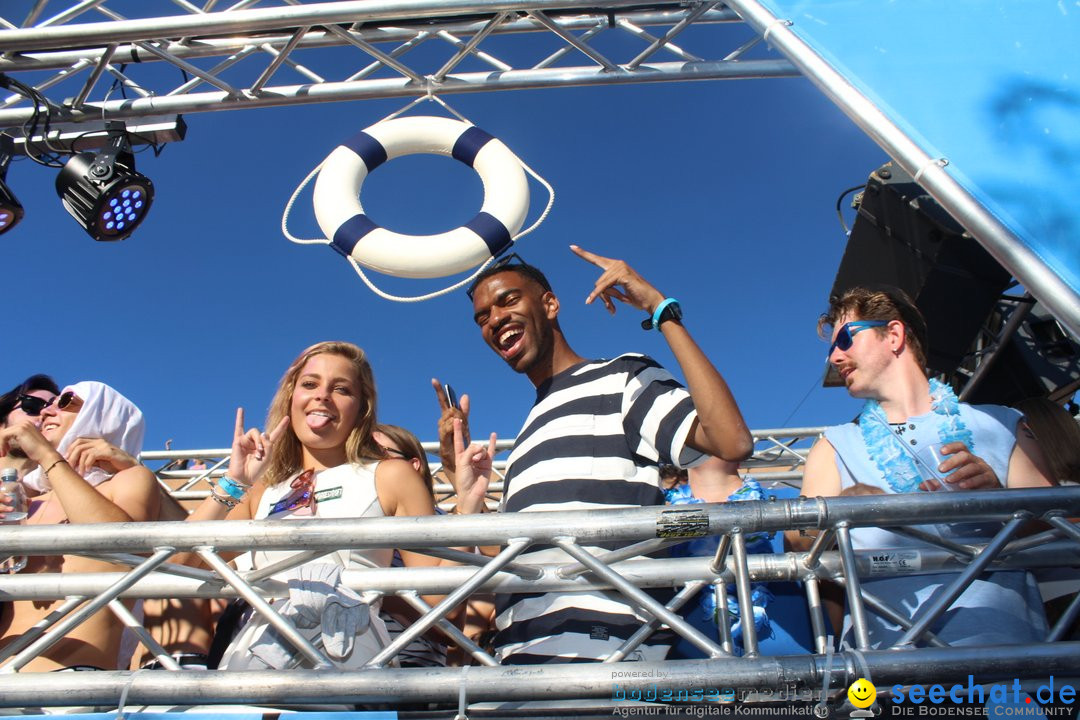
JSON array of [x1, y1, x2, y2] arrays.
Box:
[[142, 426, 822, 509], [0, 0, 797, 135], [1, 487, 1078, 711]]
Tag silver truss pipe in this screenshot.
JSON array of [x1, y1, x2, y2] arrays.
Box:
[[398, 590, 499, 666], [606, 580, 711, 662], [802, 528, 834, 570], [894, 515, 1027, 647], [3, 646, 1079, 707], [251, 31, 316, 91], [3, 548, 173, 672], [107, 599, 183, 672], [715, 582, 734, 653], [0, 0, 707, 52], [366, 538, 531, 667], [411, 545, 544, 579], [70, 42, 115, 109], [0, 8, 742, 72], [3, 487, 1079, 555], [557, 537, 676, 579], [555, 536, 727, 659], [1048, 515, 1080, 544], [1047, 591, 1080, 642], [3, 544, 1074, 601], [889, 525, 975, 560], [729, 528, 759, 656], [240, 549, 334, 583], [959, 295, 1034, 401], [832, 575, 947, 648], [625, 0, 717, 70], [803, 576, 828, 654], [725, 0, 1080, 340], [431, 11, 509, 82], [835, 524, 870, 650], [0, 596, 85, 666], [195, 547, 333, 669], [708, 532, 731, 575], [0, 58, 799, 127]]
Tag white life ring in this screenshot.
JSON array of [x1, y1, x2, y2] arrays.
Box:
[[312, 116, 529, 279]]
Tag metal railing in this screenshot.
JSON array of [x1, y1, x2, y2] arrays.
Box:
[[1, 487, 1078, 712]]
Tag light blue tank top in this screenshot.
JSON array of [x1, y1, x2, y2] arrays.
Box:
[[823, 403, 1046, 648]]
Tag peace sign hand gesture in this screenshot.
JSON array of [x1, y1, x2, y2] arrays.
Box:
[[452, 418, 496, 515], [570, 244, 665, 316], [228, 408, 289, 487]]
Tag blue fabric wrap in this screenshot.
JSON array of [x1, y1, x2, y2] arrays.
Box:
[[451, 126, 495, 167], [331, 214, 379, 258], [341, 131, 387, 172], [464, 211, 512, 257]]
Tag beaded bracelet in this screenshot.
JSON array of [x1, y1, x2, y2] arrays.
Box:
[[209, 480, 240, 508], [210, 491, 238, 509]]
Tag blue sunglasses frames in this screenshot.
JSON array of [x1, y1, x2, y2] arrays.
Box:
[[828, 321, 887, 357]]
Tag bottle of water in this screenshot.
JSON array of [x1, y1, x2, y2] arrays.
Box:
[[1, 467, 29, 573]]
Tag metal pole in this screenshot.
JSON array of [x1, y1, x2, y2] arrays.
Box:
[[835, 523, 870, 650], [555, 537, 727, 659], [894, 515, 1026, 647], [366, 538, 531, 667], [729, 528, 759, 657]]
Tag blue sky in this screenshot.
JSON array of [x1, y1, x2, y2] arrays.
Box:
[[1, 24, 890, 455]]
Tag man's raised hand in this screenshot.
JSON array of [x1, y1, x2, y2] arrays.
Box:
[[570, 244, 665, 317]]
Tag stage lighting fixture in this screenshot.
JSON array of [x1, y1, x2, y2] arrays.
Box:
[[55, 121, 154, 241], [0, 134, 24, 236]]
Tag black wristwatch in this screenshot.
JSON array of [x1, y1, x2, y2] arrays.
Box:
[[641, 298, 682, 330]]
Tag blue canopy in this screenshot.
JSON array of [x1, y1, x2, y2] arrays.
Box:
[[742, 0, 1080, 337]]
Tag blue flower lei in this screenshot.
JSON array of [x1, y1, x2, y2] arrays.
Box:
[[857, 378, 974, 494]]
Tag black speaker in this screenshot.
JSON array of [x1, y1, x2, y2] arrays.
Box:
[[830, 161, 1013, 376], [962, 303, 1080, 406]]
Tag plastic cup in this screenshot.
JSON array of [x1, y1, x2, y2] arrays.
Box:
[[916, 442, 956, 491]]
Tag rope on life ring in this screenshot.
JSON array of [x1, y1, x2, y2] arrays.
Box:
[[312, 116, 529, 279]]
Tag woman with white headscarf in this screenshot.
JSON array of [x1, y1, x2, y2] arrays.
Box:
[[0, 381, 159, 671]]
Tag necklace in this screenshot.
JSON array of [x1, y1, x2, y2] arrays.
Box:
[[858, 378, 974, 493]]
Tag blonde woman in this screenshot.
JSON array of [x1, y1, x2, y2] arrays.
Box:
[[192, 341, 492, 669]]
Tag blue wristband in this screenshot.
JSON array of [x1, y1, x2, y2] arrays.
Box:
[[651, 297, 679, 330], [217, 476, 247, 501]]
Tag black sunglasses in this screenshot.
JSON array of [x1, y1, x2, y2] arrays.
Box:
[[465, 253, 528, 300], [18, 390, 78, 416]]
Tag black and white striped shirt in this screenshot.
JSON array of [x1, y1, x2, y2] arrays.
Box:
[[494, 354, 702, 664]]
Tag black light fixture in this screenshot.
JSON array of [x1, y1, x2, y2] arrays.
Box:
[[55, 121, 154, 241], [0, 134, 24, 235]]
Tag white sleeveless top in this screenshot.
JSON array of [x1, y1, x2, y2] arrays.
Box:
[[246, 462, 393, 573], [221, 462, 395, 670]]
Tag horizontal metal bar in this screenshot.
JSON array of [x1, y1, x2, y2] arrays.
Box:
[[0, 0, 710, 53], [0, 8, 741, 72], [2, 487, 1078, 555], [1, 645, 1078, 706], [0, 58, 799, 129], [2, 543, 1074, 600]]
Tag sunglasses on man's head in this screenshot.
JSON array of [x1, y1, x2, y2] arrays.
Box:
[[15, 391, 76, 416], [827, 321, 887, 357], [465, 252, 528, 300]]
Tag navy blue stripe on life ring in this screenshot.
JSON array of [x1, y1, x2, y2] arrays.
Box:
[[331, 213, 380, 258], [341, 131, 388, 172], [465, 211, 513, 257], [452, 127, 495, 167]]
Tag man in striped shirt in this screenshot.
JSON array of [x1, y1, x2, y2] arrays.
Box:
[[448, 245, 752, 664]]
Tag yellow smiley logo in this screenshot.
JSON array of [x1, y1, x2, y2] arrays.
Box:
[[848, 678, 876, 709]]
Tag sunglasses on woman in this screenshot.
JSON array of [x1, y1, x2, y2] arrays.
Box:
[[827, 321, 887, 357], [270, 469, 318, 516], [16, 390, 77, 416]]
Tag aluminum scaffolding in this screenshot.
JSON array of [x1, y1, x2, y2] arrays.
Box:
[[0, 0, 796, 131], [1, 484, 1078, 712]]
